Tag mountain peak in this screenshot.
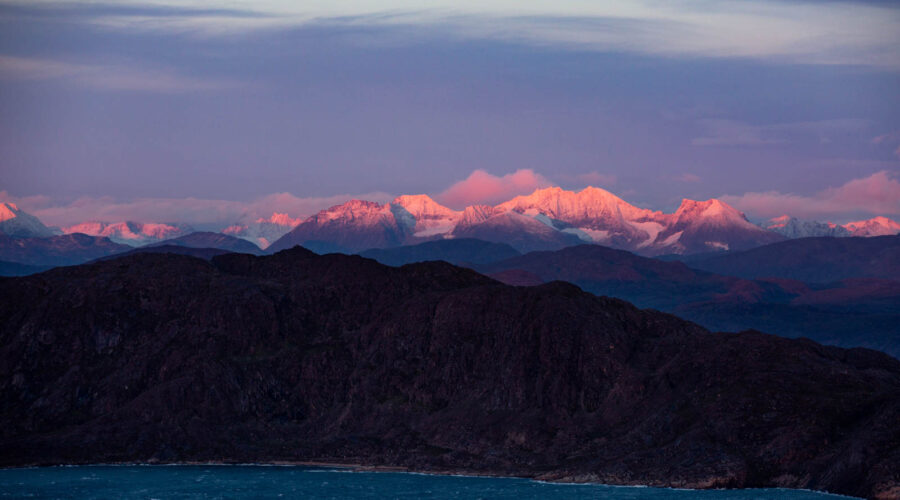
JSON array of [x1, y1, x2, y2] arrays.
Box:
[[312, 199, 390, 222], [0, 202, 56, 238], [391, 194, 459, 217], [675, 198, 746, 222], [0, 202, 20, 222], [767, 215, 793, 228], [843, 216, 900, 236], [62, 221, 190, 246], [391, 194, 460, 238], [496, 185, 651, 221], [256, 213, 302, 227]]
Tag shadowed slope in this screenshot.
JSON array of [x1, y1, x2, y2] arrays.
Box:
[[688, 235, 900, 283], [359, 238, 521, 266], [480, 244, 900, 357], [0, 247, 898, 498]]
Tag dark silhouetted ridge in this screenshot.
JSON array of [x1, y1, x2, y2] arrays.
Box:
[[0, 250, 898, 498]]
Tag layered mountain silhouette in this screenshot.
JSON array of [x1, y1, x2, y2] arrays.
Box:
[[145, 231, 264, 255], [0, 233, 131, 267], [359, 238, 520, 267], [269, 187, 786, 255], [764, 215, 900, 238], [1, 249, 898, 499], [223, 213, 301, 249], [477, 244, 900, 358], [63, 221, 193, 246], [688, 235, 900, 283], [0, 259, 50, 276]]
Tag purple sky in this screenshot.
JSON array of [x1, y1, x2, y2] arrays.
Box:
[[0, 0, 898, 227]]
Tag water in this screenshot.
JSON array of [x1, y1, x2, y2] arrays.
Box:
[[0, 465, 853, 499]]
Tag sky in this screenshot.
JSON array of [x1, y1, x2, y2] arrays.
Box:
[[0, 0, 899, 228]]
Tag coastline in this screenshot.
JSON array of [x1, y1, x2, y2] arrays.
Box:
[[0, 460, 864, 499]]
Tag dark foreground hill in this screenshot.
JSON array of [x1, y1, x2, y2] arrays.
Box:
[[1, 248, 899, 499]]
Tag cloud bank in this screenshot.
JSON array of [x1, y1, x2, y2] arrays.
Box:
[[436, 169, 552, 208], [722, 170, 900, 221], [31, 0, 899, 69], [0, 55, 241, 93], [4, 169, 898, 228], [0, 191, 394, 228]]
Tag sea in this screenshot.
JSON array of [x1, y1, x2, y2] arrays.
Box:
[[0, 465, 856, 499]]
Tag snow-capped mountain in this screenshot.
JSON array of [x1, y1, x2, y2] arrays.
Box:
[[764, 216, 851, 238], [269, 187, 787, 255], [223, 213, 301, 249], [391, 194, 461, 239], [452, 210, 584, 252], [0, 202, 56, 238], [653, 199, 784, 254], [63, 221, 192, 246], [495, 186, 664, 249], [762, 215, 900, 238], [267, 200, 406, 254], [843, 216, 900, 237]]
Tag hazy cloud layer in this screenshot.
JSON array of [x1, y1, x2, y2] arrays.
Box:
[[0, 191, 394, 228], [0, 55, 241, 92], [13, 0, 898, 68], [692, 119, 871, 147], [722, 170, 900, 221], [3, 168, 900, 228], [436, 169, 552, 208]]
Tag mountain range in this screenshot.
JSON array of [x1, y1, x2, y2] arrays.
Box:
[[475, 242, 900, 358], [357, 237, 900, 358], [223, 213, 301, 249], [764, 215, 900, 238], [1, 248, 898, 499], [0, 202, 56, 239], [62, 221, 193, 246], [268, 187, 792, 255], [688, 234, 900, 283], [4, 188, 899, 259]]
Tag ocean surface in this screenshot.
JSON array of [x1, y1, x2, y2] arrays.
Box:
[[0, 465, 854, 499]]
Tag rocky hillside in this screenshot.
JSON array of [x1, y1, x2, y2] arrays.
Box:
[[0, 248, 898, 499]]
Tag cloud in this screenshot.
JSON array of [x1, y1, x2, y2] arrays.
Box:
[[29, 0, 900, 69], [721, 170, 900, 221], [435, 169, 552, 208], [872, 130, 900, 158], [0, 55, 241, 92], [676, 173, 701, 183], [0, 191, 393, 228], [692, 118, 869, 147]]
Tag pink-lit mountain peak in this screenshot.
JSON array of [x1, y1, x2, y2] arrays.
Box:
[[673, 198, 759, 228], [390, 194, 461, 238], [63, 221, 187, 242], [0, 201, 56, 238], [256, 212, 302, 227], [392, 194, 460, 218], [767, 215, 793, 228], [495, 186, 655, 223], [457, 205, 497, 227], [310, 199, 395, 225], [0, 202, 20, 222], [843, 216, 900, 236]]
